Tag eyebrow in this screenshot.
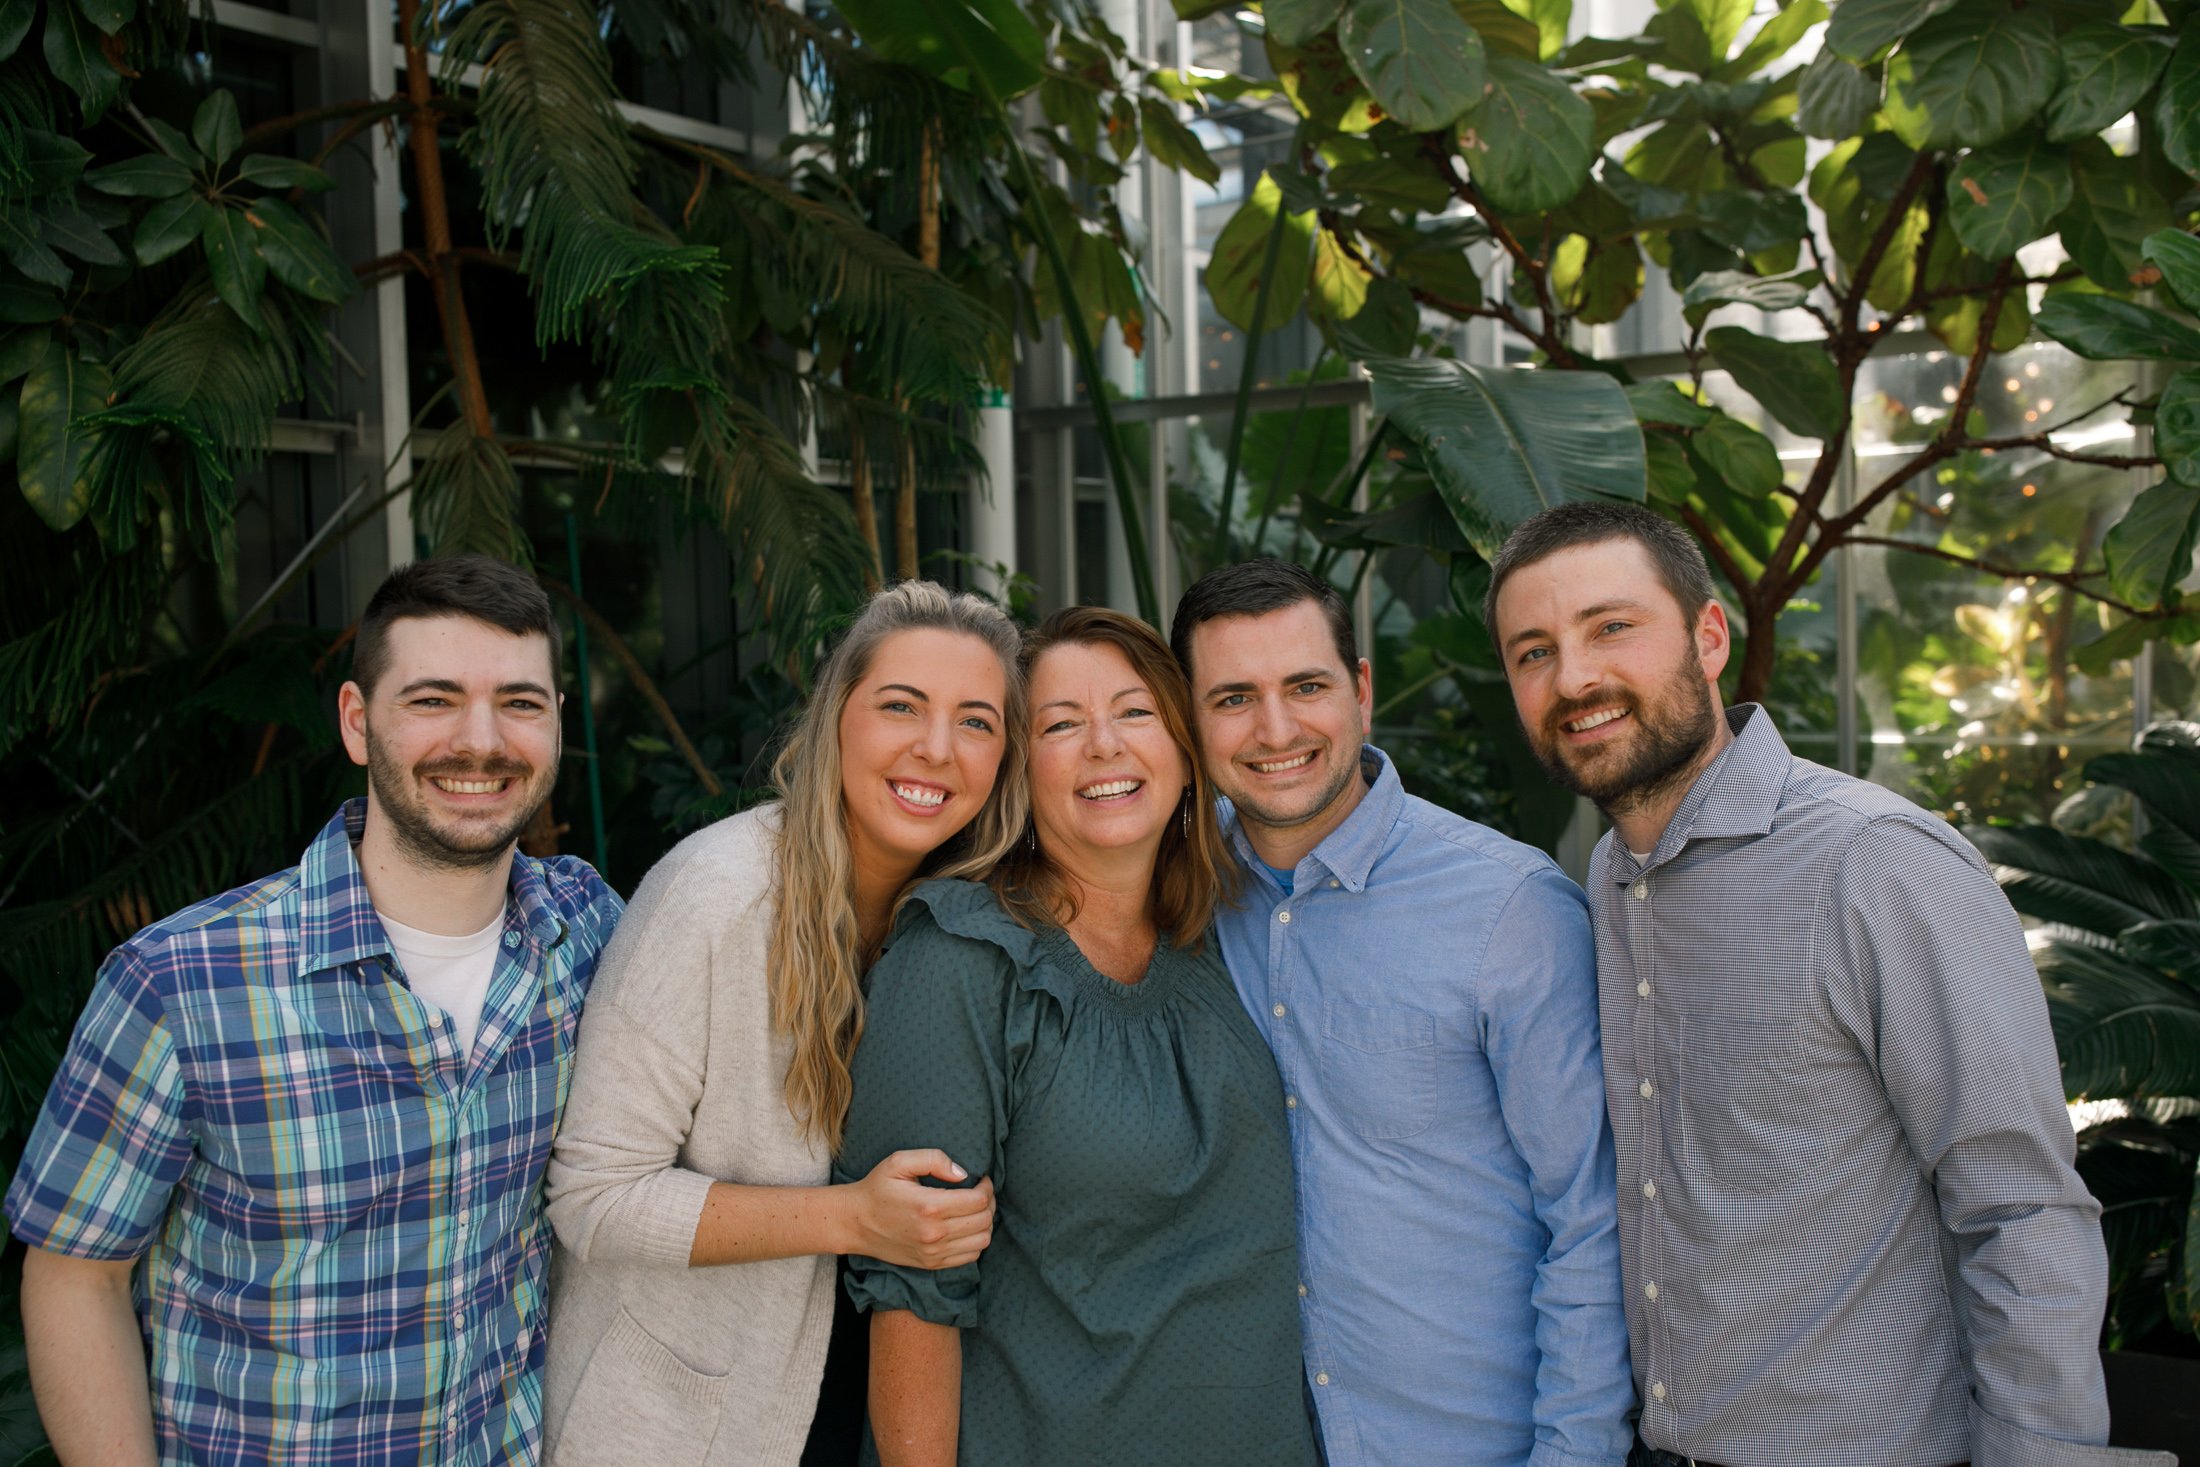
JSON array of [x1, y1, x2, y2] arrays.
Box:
[[881, 683, 1002, 720], [1502, 599, 1656, 654], [393, 678, 553, 699], [1037, 686, 1148, 714]]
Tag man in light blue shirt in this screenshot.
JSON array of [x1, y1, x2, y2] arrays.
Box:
[[1171, 559, 1633, 1467]]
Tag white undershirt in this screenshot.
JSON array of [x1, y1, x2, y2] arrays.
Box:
[[380, 907, 506, 1057]]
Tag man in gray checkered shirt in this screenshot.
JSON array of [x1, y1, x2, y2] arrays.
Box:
[[1487, 501, 2170, 1467]]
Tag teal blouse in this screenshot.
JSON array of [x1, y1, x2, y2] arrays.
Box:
[[837, 879, 1318, 1467]]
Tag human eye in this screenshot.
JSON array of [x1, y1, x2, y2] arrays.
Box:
[[1294, 680, 1325, 696], [1041, 717, 1078, 735], [506, 697, 546, 713], [1599, 619, 1632, 637], [1213, 693, 1249, 709], [1122, 705, 1155, 720], [1515, 646, 1551, 668], [959, 714, 996, 734], [881, 698, 917, 715]]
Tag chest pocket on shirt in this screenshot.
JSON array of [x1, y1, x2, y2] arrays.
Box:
[[1675, 1004, 1833, 1195], [1319, 1001, 1437, 1141]]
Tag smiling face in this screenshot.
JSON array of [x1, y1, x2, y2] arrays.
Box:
[[1493, 536, 1729, 818], [338, 614, 562, 872], [1185, 599, 1373, 862], [1028, 639, 1192, 872], [837, 626, 1011, 884]]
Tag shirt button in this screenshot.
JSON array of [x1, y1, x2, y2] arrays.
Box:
[[1642, 1180, 1656, 1199], [1285, 1095, 1298, 1109], [1314, 1373, 1330, 1386], [1651, 1381, 1667, 1401], [1272, 1003, 1287, 1018], [1639, 1079, 1654, 1099], [429, 1010, 446, 1026], [1297, 1282, 1308, 1297], [1327, 879, 1340, 888], [1631, 882, 1648, 900], [503, 930, 521, 948], [1277, 910, 1291, 924], [1643, 1282, 1658, 1301], [453, 1311, 466, 1330], [1636, 981, 1650, 998]]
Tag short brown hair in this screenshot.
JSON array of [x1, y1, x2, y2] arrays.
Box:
[[1170, 557, 1356, 681], [353, 554, 560, 696], [992, 606, 1236, 948], [1483, 501, 1717, 645]]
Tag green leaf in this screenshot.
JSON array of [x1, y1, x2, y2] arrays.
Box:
[[38, 202, 124, 267], [1137, 99, 1220, 186], [2117, 920, 2200, 982], [1309, 228, 1373, 324], [1456, 0, 1542, 61], [1721, 0, 1827, 79], [1970, 822, 2199, 933], [1681, 266, 1821, 322], [76, 0, 133, 35], [1501, 0, 1571, 61], [0, 388, 16, 462], [1687, 410, 1783, 497], [2092, 748, 2200, 850], [1331, 274, 1420, 356], [1705, 325, 1844, 439], [2104, 479, 2200, 609], [1551, 235, 1641, 324], [1626, 380, 1715, 427], [2036, 936, 2200, 1100], [0, 327, 45, 385], [1921, 227, 2029, 355], [44, 2, 120, 120], [21, 132, 91, 196], [1365, 354, 1647, 559], [1391, 240, 1483, 306], [0, 285, 62, 323], [1883, 6, 2058, 151], [1797, 50, 1879, 138], [247, 199, 356, 303], [2034, 294, 2200, 362], [1327, 156, 1453, 212], [0, 207, 70, 289], [1267, 0, 1347, 45], [1686, 0, 1754, 62], [1699, 190, 1809, 255], [2159, 371, 2200, 488], [2058, 141, 2174, 293], [2158, 28, 2200, 178], [192, 93, 243, 170], [1825, 0, 1956, 62], [134, 192, 209, 265], [1337, 0, 1488, 131], [143, 117, 203, 168], [2143, 230, 2200, 316], [199, 206, 267, 330], [1459, 57, 1596, 214], [1644, 6, 1714, 75], [86, 154, 196, 198], [15, 339, 110, 531], [1269, 30, 1381, 131], [1946, 137, 2070, 261], [1204, 171, 1316, 334], [236, 155, 336, 193], [2044, 23, 2171, 144], [0, 0, 31, 60]]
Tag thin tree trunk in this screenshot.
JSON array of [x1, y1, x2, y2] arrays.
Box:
[[894, 120, 942, 582], [394, 0, 494, 442], [848, 389, 884, 590], [1734, 594, 1779, 707]]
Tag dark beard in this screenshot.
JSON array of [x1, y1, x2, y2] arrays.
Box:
[[1529, 652, 1718, 819], [364, 742, 547, 872]]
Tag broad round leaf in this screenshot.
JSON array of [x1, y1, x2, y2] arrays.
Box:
[[1825, 0, 1956, 63], [1797, 50, 1878, 139], [193, 92, 243, 170], [1883, 6, 2058, 151], [76, 0, 133, 36], [2034, 294, 2200, 362], [16, 338, 110, 532], [249, 199, 357, 304], [1626, 381, 1715, 428], [2057, 141, 2174, 293], [1364, 355, 1647, 560], [1704, 325, 1844, 440], [1551, 234, 1641, 325], [86, 154, 195, 198], [1268, 30, 1381, 131], [1137, 99, 1219, 186], [1680, 266, 1820, 323], [1946, 137, 2070, 261], [2158, 371, 2200, 489], [1687, 411, 1781, 498], [1337, 0, 1488, 133], [1266, 0, 1347, 46], [134, 193, 208, 265], [1459, 57, 1595, 215], [2044, 23, 2172, 144], [2144, 229, 2200, 317], [2158, 28, 2200, 179], [1308, 228, 1372, 325], [2104, 478, 2200, 609], [1203, 171, 1315, 334]]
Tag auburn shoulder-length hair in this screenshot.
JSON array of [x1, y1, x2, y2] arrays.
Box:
[[989, 605, 1236, 947], [768, 581, 1029, 1152]]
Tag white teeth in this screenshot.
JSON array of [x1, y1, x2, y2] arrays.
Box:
[[1079, 779, 1143, 799], [433, 778, 507, 794], [1565, 709, 1627, 733], [1249, 751, 1316, 774], [892, 782, 947, 808]]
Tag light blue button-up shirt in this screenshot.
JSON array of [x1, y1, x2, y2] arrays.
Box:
[[1214, 747, 1634, 1467]]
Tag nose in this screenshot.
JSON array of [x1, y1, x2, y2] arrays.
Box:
[[1084, 712, 1126, 758], [911, 708, 953, 764], [1554, 646, 1604, 702], [1251, 693, 1294, 751], [449, 696, 503, 758]]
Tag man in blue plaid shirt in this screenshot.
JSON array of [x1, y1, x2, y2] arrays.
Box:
[[7, 554, 622, 1465]]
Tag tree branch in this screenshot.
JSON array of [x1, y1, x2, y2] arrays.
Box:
[[540, 578, 723, 796], [1421, 135, 1582, 366], [1844, 536, 2164, 619], [1677, 503, 1754, 601]]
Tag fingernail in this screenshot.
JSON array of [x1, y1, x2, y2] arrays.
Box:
[[950, 1162, 968, 1180]]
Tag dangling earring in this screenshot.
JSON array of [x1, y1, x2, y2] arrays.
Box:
[[1180, 788, 1192, 839], [1027, 822, 1037, 854]]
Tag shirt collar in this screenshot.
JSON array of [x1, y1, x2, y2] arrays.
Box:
[[296, 798, 567, 977], [1225, 744, 1402, 895], [1621, 704, 1787, 879]]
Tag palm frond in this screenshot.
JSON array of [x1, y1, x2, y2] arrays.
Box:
[[2039, 937, 2200, 1101], [409, 427, 528, 561], [0, 534, 168, 759], [1968, 823, 2200, 936]]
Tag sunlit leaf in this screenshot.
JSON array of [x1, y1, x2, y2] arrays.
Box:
[[1681, 266, 1820, 323], [2057, 141, 2174, 293], [1204, 171, 1316, 333], [1337, 0, 1488, 131], [2044, 22, 2171, 144], [1459, 57, 1595, 214], [1883, 6, 2058, 150], [15, 339, 110, 531], [1945, 137, 2070, 260], [2104, 478, 2200, 609]]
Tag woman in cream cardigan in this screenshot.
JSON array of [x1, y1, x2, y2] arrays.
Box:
[[541, 581, 1029, 1467]]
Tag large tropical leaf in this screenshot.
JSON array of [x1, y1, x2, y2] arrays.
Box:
[[1336, 0, 1487, 133], [2034, 295, 2200, 363], [2101, 479, 2200, 611], [1825, 0, 1956, 63], [2055, 141, 2174, 294], [2038, 936, 2200, 1101], [2043, 23, 2171, 144], [2089, 748, 2200, 850], [1458, 56, 1596, 215], [15, 339, 107, 532], [2157, 371, 2200, 489], [2158, 27, 2200, 178], [1882, 5, 2057, 151], [2120, 921, 2200, 986], [1365, 355, 1646, 560], [1704, 326, 1844, 439], [1204, 171, 1315, 334], [1967, 822, 2199, 935], [837, 0, 1042, 99], [1945, 137, 2069, 261]]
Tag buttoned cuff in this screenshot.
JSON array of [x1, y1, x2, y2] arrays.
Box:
[[1970, 1399, 2177, 1467], [1526, 1439, 1630, 1467]]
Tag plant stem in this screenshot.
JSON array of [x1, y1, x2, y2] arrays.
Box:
[[1213, 195, 1292, 563], [395, 0, 495, 443]]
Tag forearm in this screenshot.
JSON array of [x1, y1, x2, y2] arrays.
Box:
[[20, 1247, 157, 1466], [868, 1309, 962, 1467], [689, 1180, 853, 1266]]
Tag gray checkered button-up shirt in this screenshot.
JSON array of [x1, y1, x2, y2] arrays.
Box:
[[1592, 706, 2171, 1467]]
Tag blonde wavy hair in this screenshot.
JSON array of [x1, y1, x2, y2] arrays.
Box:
[[768, 580, 1029, 1151]]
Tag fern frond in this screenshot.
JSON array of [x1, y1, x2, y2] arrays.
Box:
[[409, 426, 529, 562], [0, 533, 168, 758]]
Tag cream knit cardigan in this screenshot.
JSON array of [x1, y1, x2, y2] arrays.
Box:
[[541, 805, 836, 1467]]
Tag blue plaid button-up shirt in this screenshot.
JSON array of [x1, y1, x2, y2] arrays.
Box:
[[6, 799, 622, 1465]]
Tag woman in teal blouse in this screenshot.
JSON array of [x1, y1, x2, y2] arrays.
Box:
[[837, 606, 1318, 1467]]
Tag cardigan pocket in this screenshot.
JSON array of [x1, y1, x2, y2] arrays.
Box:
[[550, 1307, 729, 1467]]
